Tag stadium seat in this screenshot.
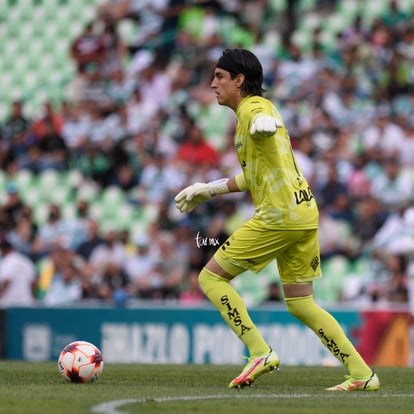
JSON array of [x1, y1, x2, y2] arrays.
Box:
[[14, 169, 34, 192], [64, 169, 84, 188], [88, 201, 104, 223], [269, 0, 287, 12], [101, 186, 125, 206], [31, 6, 47, 25], [0, 104, 7, 122], [76, 180, 100, 203], [105, 202, 135, 231], [117, 19, 138, 45], [52, 185, 72, 206], [0, 0, 103, 123], [38, 169, 60, 190], [337, 0, 360, 17], [33, 201, 51, 224], [360, 0, 388, 26], [22, 186, 44, 208], [298, 0, 316, 12], [313, 256, 352, 304], [0, 170, 6, 193], [61, 201, 77, 220]]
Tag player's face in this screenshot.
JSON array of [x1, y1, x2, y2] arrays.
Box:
[[211, 68, 243, 111]]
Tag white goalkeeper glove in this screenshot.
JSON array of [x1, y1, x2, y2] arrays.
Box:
[[175, 178, 229, 213], [250, 115, 282, 137]]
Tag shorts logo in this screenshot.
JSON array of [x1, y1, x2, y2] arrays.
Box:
[[221, 240, 231, 251], [310, 256, 320, 271]]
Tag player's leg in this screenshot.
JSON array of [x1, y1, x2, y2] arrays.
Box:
[[199, 262, 271, 358], [199, 262, 279, 388], [284, 286, 379, 390], [279, 230, 380, 391], [199, 221, 280, 388]]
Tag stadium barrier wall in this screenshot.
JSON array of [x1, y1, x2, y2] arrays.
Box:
[[4, 305, 412, 366]]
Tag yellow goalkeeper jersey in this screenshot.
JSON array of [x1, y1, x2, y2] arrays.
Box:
[[235, 95, 319, 229]]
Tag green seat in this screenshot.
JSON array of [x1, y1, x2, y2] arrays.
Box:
[[298, 0, 316, 12], [269, 0, 287, 12], [360, 0, 388, 26], [337, 0, 360, 16], [102, 203, 135, 231], [88, 201, 104, 223], [64, 169, 84, 188], [21, 186, 43, 208], [100, 186, 125, 206], [41, 0, 60, 19], [76, 181, 100, 202], [51, 185, 72, 206], [0, 170, 7, 194], [0, 104, 8, 123], [61, 201, 77, 220], [38, 169, 61, 190], [14, 169, 35, 191], [314, 256, 352, 304], [33, 201, 51, 225], [118, 19, 138, 45]]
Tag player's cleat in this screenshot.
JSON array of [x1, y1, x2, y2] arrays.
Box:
[[326, 371, 380, 391], [228, 348, 280, 389]]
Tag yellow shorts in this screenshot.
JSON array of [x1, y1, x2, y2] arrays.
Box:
[[214, 217, 322, 284]]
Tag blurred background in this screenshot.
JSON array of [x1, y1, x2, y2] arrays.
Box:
[[0, 0, 414, 315]]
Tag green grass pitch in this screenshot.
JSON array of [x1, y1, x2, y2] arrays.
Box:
[[0, 362, 412, 414]]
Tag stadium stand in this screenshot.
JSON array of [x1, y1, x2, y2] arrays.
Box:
[[1, 0, 414, 308]]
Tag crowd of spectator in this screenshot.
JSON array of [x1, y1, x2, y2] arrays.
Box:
[[1, 0, 414, 309]]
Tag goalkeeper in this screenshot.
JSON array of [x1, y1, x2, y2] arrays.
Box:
[[175, 48, 379, 391]]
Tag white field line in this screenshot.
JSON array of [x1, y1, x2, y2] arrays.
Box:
[[91, 393, 414, 414]]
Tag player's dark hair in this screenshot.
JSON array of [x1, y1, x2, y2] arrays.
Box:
[[216, 48, 265, 96]]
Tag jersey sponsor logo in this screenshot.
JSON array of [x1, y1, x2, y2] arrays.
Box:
[[294, 187, 314, 205], [221, 295, 251, 336], [318, 328, 350, 362]]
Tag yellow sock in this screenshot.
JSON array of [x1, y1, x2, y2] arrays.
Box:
[[285, 295, 371, 378], [199, 267, 269, 357]]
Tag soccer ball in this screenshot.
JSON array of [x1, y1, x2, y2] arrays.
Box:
[[58, 340, 104, 383]]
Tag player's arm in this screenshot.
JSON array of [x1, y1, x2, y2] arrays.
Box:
[[175, 173, 247, 213], [250, 114, 283, 137]]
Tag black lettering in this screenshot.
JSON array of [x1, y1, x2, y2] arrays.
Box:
[[221, 295, 229, 305], [233, 316, 242, 326], [294, 187, 314, 205], [227, 308, 240, 323], [220, 296, 252, 336], [318, 328, 350, 362]]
